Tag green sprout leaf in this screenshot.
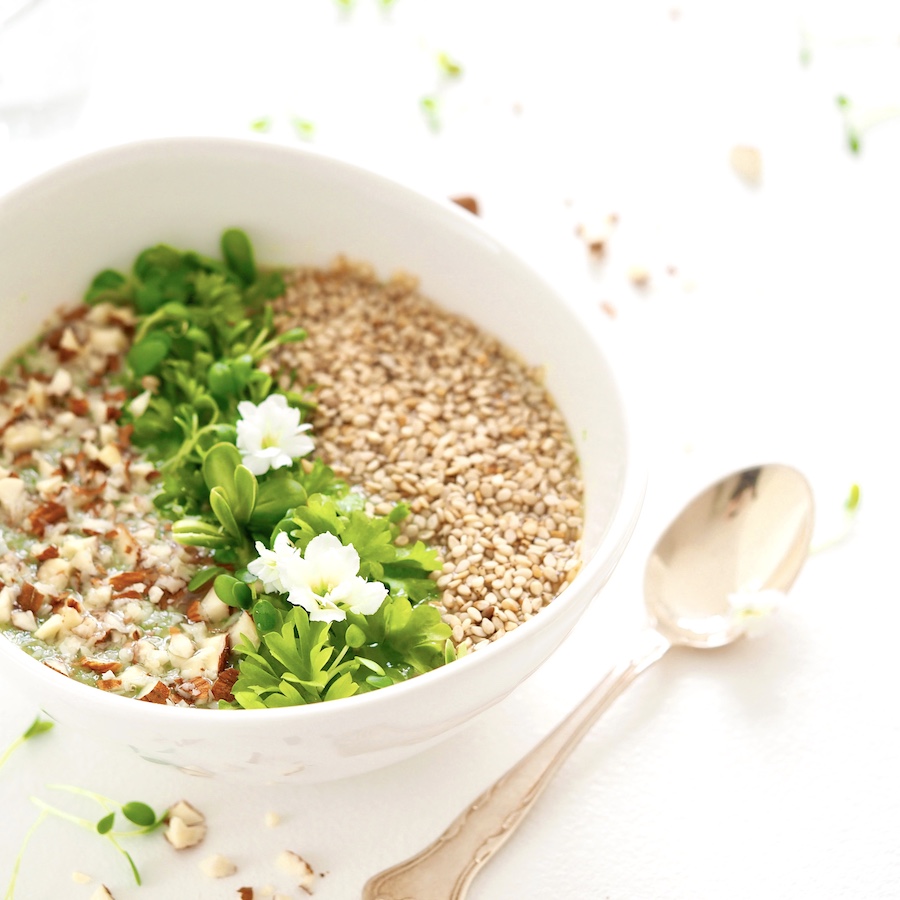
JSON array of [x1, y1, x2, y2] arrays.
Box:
[[214, 574, 254, 610], [437, 51, 463, 78], [420, 94, 441, 132], [290, 117, 316, 141], [187, 565, 230, 592], [21, 718, 54, 741], [0, 716, 54, 773], [202, 442, 243, 494], [221, 228, 258, 285], [121, 801, 157, 828], [96, 812, 115, 835]]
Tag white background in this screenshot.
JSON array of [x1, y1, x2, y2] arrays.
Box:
[[1, 1, 898, 898]]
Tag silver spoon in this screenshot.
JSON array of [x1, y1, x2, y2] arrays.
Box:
[[363, 464, 815, 900]]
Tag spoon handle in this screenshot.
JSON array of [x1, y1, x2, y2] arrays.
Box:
[[362, 629, 670, 900]]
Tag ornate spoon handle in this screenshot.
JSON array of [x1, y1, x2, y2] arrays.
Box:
[[362, 630, 670, 900]]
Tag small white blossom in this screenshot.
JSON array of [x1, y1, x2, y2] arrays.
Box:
[[247, 531, 300, 594], [236, 394, 313, 476], [247, 531, 387, 623], [727, 587, 784, 637]]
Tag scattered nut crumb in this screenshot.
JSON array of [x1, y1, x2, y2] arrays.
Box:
[[71, 871, 92, 884], [277, 850, 315, 892], [165, 800, 207, 850], [237, 888, 254, 900], [264, 811, 281, 828], [89, 886, 115, 900], [575, 222, 611, 257], [450, 195, 479, 215], [200, 853, 238, 879], [627, 265, 651, 287], [600, 301, 618, 319], [729, 144, 762, 185]]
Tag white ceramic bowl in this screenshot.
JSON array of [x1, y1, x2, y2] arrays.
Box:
[[0, 137, 642, 784]]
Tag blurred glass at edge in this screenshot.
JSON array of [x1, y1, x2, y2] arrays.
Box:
[[0, 0, 96, 141]]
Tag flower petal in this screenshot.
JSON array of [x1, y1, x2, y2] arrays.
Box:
[[247, 540, 284, 592], [303, 533, 361, 591], [286, 584, 346, 622], [331, 576, 388, 616]]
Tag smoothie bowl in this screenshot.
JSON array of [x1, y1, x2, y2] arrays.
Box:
[[0, 138, 642, 783]]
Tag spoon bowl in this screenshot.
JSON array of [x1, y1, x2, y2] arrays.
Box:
[[645, 465, 815, 648], [365, 464, 815, 900]]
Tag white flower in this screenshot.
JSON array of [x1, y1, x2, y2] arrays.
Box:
[[247, 531, 299, 594], [236, 394, 314, 476], [247, 531, 388, 623], [727, 587, 784, 637]]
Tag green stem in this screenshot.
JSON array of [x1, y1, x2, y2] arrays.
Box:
[[4, 810, 49, 900], [46, 783, 115, 811], [0, 735, 24, 772], [31, 796, 95, 830], [106, 834, 142, 886]]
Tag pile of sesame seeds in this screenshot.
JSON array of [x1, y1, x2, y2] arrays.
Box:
[[269, 259, 585, 652]]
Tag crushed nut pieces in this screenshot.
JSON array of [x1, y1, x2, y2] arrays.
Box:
[[165, 799, 208, 850], [0, 304, 238, 707]]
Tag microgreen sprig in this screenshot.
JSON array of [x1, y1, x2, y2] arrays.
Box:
[[0, 716, 53, 773], [85, 229, 308, 522], [4, 785, 166, 898], [835, 94, 900, 154], [35, 785, 166, 885], [420, 49, 464, 132], [810, 482, 862, 555]]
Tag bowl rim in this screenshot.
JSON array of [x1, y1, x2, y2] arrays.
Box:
[[0, 135, 647, 728]]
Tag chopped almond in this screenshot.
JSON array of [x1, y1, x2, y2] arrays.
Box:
[[17, 583, 45, 614], [109, 570, 153, 591], [211, 667, 239, 703], [277, 851, 315, 892], [169, 800, 206, 827], [43, 658, 69, 676], [729, 144, 762, 185], [238, 889, 254, 900], [78, 657, 121, 675], [164, 799, 208, 850], [67, 396, 90, 416], [199, 854, 237, 879], [627, 264, 650, 287], [89, 886, 115, 900], [34, 544, 60, 562], [185, 599, 203, 622], [450, 195, 480, 215], [137, 681, 170, 704], [3, 422, 44, 454], [26, 500, 67, 536]]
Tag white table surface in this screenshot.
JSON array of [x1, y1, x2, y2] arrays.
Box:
[[1, 1, 899, 898]]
